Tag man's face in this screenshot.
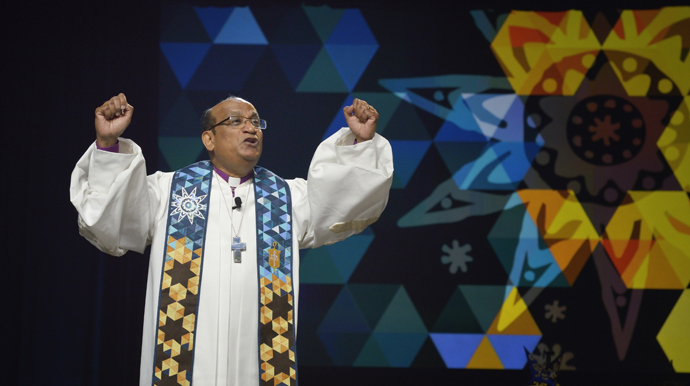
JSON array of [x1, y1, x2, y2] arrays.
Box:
[[207, 99, 263, 175]]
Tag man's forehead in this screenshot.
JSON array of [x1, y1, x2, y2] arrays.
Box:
[[212, 99, 258, 117]]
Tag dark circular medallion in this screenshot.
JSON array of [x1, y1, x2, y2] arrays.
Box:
[[566, 95, 645, 166]]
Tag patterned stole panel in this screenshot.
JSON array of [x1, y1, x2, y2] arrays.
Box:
[[254, 166, 297, 386], [153, 161, 213, 386]]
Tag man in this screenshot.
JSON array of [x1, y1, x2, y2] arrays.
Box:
[[70, 93, 393, 386]]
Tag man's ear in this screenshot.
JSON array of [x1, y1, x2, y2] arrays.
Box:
[[201, 130, 215, 152]]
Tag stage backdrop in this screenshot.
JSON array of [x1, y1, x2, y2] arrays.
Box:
[[156, 2, 689, 378]]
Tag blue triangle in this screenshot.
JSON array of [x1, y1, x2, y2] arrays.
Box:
[[389, 140, 432, 188], [194, 6, 234, 41], [160, 43, 212, 89], [429, 333, 484, 368], [324, 44, 378, 91], [214, 7, 267, 45], [326, 9, 377, 45], [318, 286, 370, 333], [326, 233, 374, 282], [271, 43, 322, 90], [486, 335, 541, 369]]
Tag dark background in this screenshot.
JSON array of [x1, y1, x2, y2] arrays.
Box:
[[7, 0, 690, 385]]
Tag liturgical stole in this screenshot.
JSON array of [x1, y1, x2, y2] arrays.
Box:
[[152, 161, 297, 386]]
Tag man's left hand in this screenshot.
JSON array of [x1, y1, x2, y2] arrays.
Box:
[[343, 98, 378, 143]]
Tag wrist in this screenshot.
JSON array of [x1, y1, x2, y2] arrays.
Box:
[[96, 136, 118, 148]]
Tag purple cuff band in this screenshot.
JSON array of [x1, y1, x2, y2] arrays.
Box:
[[96, 141, 119, 153]]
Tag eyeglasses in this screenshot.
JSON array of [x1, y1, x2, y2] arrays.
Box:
[[211, 115, 267, 130]]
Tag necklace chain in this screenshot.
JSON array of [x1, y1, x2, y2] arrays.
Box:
[[215, 171, 251, 238]]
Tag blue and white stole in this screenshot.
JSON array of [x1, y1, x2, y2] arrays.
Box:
[[151, 160, 297, 386]]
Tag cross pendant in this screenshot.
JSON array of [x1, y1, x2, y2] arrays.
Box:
[[231, 236, 246, 263]]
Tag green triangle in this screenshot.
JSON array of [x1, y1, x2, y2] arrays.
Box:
[[158, 136, 205, 171], [296, 48, 349, 93], [300, 246, 344, 284], [303, 5, 344, 43], [351, 92, 401, 136], [459, 285, 507, 332], [374, 286, 428, 333], [432, 287, 484, 333], [348, 283, 399, 329], [353, 335, 389, 367]]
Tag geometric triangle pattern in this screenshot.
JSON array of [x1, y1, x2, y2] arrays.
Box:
[[157, 3, 690, 376]]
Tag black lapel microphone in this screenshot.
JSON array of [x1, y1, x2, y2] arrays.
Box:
[[232, 197, 242, 210]]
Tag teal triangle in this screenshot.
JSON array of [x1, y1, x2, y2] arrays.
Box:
[[389, 140, 431, 188], [296, 48, 349, 93], [214, 7, 267, 44], [373, 332, 427, 367], [348, 283, 399, 329], [459, 285, 507, 332], [160, 43, 211, 89], [353, 335, 389, 367], [488, 202, 526, 276], [302, 5, 344, 43], [432, 287, 484, 333], [374, 286, 428, 333], [325, 233, 374, 282], [159, 136, 205, 171], [300, 247, 344, 284], [194, 6, 234, 41], [324, 44, 378, 91], [160, 93, 200, 136]]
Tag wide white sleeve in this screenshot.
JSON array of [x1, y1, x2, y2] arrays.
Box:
[[69, 138, 166, 256], [293, 127, 394, 249]]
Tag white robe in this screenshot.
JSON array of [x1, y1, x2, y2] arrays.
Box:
[[70, 128, 393, 386]]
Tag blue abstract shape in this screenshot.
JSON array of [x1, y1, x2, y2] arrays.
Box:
[[323, 95, 354, 140], [429, 333, 484, 368], [160, 43, 212, 89], [318, 286, 371, 333], [463, 94, 525, 141], [186, 45, 266, 91], [453, 142, 540, 190], [434, 120, 488, 143], [379, 75, 511, 137], [214, 7, 268, 44], [509, 211, 563, 288], [194, 6, 234, 41]]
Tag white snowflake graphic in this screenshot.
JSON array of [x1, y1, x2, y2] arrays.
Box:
[[170, 187, 208, 224], [545, 299, 567, 323], [441, 240, 473, 274]]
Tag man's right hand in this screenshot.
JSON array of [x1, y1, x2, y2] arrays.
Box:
[[95, 93, 133, 148]]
